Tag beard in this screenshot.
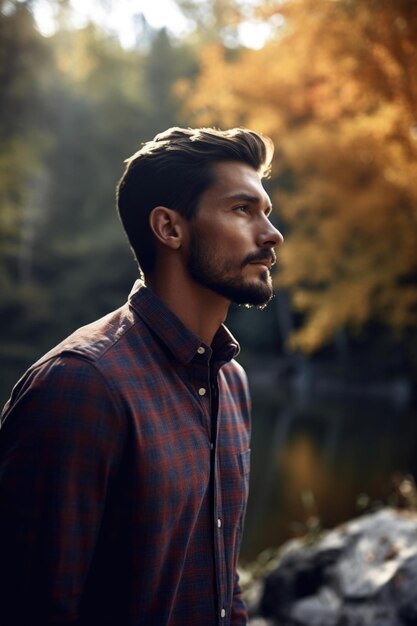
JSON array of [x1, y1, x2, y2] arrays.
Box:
[[186, 231, 275, 309]]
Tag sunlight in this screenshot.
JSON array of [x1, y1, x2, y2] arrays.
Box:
[[31, 0, 272, 49], [32, 0, 190, 46]]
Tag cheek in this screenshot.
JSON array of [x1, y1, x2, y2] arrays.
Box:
[[218, 222, 252, 250], [192, 219, 251, 268]]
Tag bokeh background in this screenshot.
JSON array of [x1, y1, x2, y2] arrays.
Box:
[[1, 0, 416, 563]]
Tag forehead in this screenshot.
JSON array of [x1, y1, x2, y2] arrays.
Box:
[[203, 160, 270, 204]]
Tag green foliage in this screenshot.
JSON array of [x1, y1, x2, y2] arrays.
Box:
[[0, 5, 198, 405]]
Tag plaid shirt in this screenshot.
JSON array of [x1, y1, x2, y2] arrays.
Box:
[[0, 280, 251, 626]]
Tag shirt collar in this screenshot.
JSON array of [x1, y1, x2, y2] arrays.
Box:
[[128, 280, 240, 366]]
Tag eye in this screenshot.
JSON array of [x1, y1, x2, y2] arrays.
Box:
[[234, 205, 249, 214]]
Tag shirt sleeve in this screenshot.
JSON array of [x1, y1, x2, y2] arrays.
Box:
[[0, 355, 125, 626]]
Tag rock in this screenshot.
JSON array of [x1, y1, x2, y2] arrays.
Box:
[[245, 579, 265, 614], [335, 508, 417, 599], [393, 554, 417, 622], [336, 603, 400, 626], [290, 587, 341, 626], [252, 508, 417, 626]]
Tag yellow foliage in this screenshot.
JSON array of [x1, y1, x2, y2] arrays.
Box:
[[181, 0, 417, 352]]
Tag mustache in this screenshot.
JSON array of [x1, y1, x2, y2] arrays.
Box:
[[242, 249, 277, 268]]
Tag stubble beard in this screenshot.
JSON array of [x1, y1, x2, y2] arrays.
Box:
[[186, 232, 274, 309]]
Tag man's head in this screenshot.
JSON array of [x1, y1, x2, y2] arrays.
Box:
[[116, 126, 274, 278]]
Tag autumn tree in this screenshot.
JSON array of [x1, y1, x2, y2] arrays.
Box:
[[180, 0, 417, 353]]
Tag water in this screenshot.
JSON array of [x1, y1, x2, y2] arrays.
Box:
[[240, 379, 417, 562], [2, 354, 416, 566]]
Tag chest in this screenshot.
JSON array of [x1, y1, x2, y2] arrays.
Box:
[[117, 359, 250, 519]]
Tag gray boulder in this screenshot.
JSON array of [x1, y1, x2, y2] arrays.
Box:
[[253, 508, 417, 626]]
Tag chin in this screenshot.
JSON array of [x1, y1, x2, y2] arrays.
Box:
[[231, 283, 274, 308]]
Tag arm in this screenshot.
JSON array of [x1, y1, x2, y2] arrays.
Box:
[[231, 570, 249, 625], [0, 356, 125, 626]]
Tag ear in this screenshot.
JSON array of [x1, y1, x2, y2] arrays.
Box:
[[149, 206, 184, 250]]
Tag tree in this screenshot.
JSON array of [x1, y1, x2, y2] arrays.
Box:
[[0, 7, 201, 404], [0, 1, 54, 381], [180, 0, 417, 353]]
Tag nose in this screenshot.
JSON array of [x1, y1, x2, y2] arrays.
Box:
[[257, 215, 284, 249]]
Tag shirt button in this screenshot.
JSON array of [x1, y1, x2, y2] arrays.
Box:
[[198, 387, 207, 396], [221, 608, 226, 618], [217, 518, 222, 528], [197, 346, 205, 354]]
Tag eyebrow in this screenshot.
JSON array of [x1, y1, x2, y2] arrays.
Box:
[[225, 193, 273, 212]]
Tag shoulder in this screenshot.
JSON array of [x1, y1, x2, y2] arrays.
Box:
[[30, 301, 155, 387], [1, 302, 146, 423], [36, 302, 139, 366], [1, 354, 122, 427]]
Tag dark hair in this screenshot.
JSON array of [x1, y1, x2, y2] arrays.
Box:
[[116, 126, 274, 275]]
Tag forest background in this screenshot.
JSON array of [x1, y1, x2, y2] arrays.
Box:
[[1, 0, 417, 558]]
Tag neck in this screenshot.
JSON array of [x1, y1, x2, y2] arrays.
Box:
[[146, 270, 230, 347]]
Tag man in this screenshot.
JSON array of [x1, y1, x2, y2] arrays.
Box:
[[0, 127, 283, 626]]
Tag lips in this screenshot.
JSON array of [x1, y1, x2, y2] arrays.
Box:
[[249, 260, 272, 270], [244, 251, 276, 270]]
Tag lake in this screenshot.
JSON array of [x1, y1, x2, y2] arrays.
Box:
[[240, 368, 417, 562]]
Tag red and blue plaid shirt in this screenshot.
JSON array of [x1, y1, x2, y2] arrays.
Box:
[[0, 280, 251, 626]]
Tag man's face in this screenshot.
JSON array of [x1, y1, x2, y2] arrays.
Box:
[[185, 161, 284, 308]]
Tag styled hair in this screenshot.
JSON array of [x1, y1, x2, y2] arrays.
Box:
[[116, 126, 274, 275]]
